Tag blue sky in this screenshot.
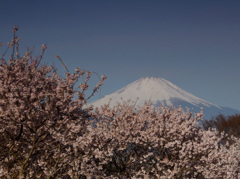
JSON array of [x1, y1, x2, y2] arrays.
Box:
[[1, 0, 240, 111]]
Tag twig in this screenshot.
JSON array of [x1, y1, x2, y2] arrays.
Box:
[[56, 55, 69, 72], [11, 25, 18, 60], [0, 46, 10, 61]]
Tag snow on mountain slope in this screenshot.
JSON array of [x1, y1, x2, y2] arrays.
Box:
[[90, 77, 219, 108], [90, 77, 239, 119]]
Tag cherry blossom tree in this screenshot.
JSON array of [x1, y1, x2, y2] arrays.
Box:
[[0, 27, 106, 178], [85, 101, 239, 178]]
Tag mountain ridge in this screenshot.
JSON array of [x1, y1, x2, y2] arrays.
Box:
[[90, 77, 239, 119]]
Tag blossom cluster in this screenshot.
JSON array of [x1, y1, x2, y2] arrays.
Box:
[[86, 102, 240, 178], [0, 27, 106, 178]]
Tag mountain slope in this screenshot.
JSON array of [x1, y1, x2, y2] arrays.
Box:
[[90, 77, 239, 119]]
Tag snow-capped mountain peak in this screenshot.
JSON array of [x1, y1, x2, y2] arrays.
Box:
[[91, 77, 219, 108], [90, 77, 239, 119]]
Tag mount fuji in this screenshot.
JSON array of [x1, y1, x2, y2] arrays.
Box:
[[90, 77, 239, 119]]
